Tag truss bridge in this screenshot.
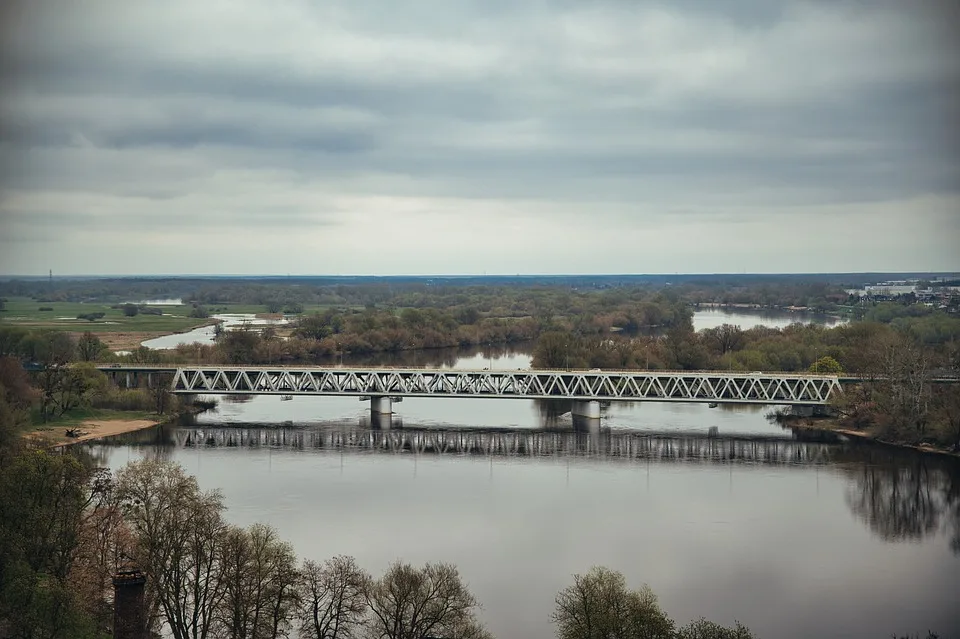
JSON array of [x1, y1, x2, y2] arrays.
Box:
[[96, 365, 845, 419], [147, 366, 845, 417]]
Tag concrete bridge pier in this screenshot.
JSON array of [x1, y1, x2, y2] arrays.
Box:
[[370, 396, 392, 415], [571, 400, 601, 420], [571, 400, 601, 433]]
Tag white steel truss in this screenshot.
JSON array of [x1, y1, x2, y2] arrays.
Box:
[[167, 367, 843, 405]]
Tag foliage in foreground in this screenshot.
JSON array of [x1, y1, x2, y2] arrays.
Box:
[[553, 566, 752, 639]]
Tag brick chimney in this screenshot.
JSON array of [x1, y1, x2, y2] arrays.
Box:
[[112, 563, 147, 639]]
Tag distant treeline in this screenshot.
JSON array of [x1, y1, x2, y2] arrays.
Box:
[[3, 272, 956, 305], [0, 290, 691, 365]]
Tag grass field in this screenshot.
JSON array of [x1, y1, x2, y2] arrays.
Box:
[[0, 298, 268, 334]]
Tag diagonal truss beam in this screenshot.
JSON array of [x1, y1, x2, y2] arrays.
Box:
[[167, 367, 843, 405]]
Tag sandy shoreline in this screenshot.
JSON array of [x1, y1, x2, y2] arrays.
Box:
[[100, 318, 220, 351], [98, 332, 168, 351], [52, 419, 162, 448]]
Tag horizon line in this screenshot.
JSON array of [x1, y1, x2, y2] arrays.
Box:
[[2, 271, 959, 280]]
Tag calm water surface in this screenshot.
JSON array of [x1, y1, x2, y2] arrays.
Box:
[[141, 313, 290, 349], [692, 308, 846, 330], [87, 393, 960, 638]]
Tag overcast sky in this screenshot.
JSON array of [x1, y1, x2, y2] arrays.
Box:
[[1, 0, 958, 276]]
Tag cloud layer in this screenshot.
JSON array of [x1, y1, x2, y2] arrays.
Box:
[[1, 0, 958, 275]]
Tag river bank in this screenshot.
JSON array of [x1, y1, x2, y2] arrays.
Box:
[[52, 418, 162, 447], [22, 413, 163, 449], [26, 403, 216, 449], [103, 318, 220, 351], [783, 415, 960, 458]]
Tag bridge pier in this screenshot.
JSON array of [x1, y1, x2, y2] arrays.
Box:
[[571, 400, 601, 420], [370, 396, 392, 415], [571, 400, 600, 433]]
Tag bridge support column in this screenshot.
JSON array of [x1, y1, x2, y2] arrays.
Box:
[[571, 400, 601, 434], [125, 373, 132, 389], [370, 396, 392, 415], [571, 400, 601, 420]]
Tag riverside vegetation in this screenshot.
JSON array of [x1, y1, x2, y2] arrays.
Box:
[[3, 275, 960, 451], [529, 304, 960, 452]]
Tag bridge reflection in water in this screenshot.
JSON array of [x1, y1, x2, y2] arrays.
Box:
[[165, 425, 836, 466], [88, 422, 960, 555]]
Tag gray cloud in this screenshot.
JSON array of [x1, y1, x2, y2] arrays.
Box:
[[1, 0, 958, 275]]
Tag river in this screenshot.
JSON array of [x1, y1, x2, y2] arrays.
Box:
[[84, 357, 960, 638]]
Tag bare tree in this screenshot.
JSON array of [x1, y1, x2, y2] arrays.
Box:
[[263, 526, 299, 639], [552, 566, 674, 639], [872, 335, 932, 440], [34, 332, 75, 420], [76, 331, 106, 362], [297, 556, 369, 639], [219, 523, 299, 639], [147, 372, 175, 415], [365, 561, 491, 639], [932, 341, 960, 451], [69, 468, 136, 632], [115, 460, 228, 639], [675, 617, 754, 639], [701, 324, 744, 356], [932, 386, 960, 452]]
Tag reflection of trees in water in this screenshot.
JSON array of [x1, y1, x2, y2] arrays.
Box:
[[68, 444, 110, 469], [88, 423, 178, 463], [844, 460, 940, 541], [536, 398, 571, 426], [838, 445, 960, 553], [945, 470, 960, 554]]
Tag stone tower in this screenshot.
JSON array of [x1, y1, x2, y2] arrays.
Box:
[[112, 563, 147, 639]]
